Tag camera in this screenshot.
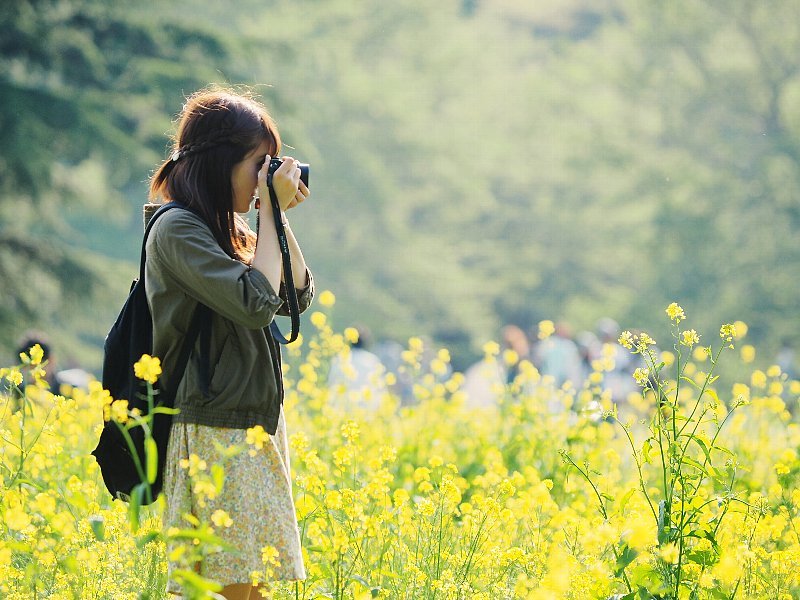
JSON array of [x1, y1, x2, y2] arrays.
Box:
[[268, 158, 310, 188]]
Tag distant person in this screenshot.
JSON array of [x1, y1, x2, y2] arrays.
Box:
[[595, 317, 638, 403], [575, 330, 600, 385], [461, 324, 529, 408], [15, 333, 58, 390], [501, 325, 531, 384], [12, 332, 92, 400], [777, 340, 796, 381], [328, 325, 387, 410], [534, 322, 583, 388]]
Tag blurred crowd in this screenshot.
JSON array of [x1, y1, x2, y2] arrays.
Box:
[[324, 318, 646, 412]]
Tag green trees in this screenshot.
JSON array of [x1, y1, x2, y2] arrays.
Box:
[[2, 0, 797, 369], [0, 0, 235, 359]]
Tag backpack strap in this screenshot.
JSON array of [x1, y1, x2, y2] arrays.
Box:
[[140, 203, 183, 280], [142, 202, 211, 397]]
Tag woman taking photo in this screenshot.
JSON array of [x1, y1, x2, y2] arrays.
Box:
[[146, 87, 314, 599]]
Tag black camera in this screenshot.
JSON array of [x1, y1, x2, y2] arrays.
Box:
[[268, 158, 310, 188]]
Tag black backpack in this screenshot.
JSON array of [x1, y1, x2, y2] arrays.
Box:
[[91, 203, 209, 505]]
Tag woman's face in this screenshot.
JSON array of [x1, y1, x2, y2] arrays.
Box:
[[231, 140, 270, 214]]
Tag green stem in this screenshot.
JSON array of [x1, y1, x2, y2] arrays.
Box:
[[677, 344, 724, 440], [675, 477, 686, 597], [611, 415, 658, 523], [561, 452, 632, 592]]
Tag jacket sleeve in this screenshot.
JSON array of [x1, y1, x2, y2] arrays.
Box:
[[277, 268, 315, 317], [149, 211, 284, 329]]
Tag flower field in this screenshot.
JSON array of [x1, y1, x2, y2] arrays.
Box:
[[2, 300, 800, 599]]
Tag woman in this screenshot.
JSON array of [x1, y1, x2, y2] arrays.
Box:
[[146, 86, 314, 599]]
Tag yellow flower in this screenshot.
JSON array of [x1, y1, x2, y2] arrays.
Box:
[[482, 341, 500, 356], [665, 303, 685, 322], [680, 329, 700, 347], [733, 320, 748, 339], [638, 332, 656, 348], [622, 513, 654, 550], [503, 349, 519, 366], [318, 290, 336, 307], [261, 545, 281, 567], [340, 420, 360, 443], [659, 543, 680, 564], [109, 399, 129, 423], [133, 354, 162, 384], [767, 365, 782, 378], [211, 509, 233, 528], [618, 331, 634, 349], [4, 506, 32, 531], [740, 345, 756, 363], [29, 343, 45, 366], [310, 311, 327, 328], [179, 454, 207, 476], [719, 323, 736, 344], [751, 370, 767, 388], [413, 467, 431, 483], [633, 368, 650, 386], [538, 320, 555, 340], [246, 425, 270, 456], [393, 488, 410, 507], [774, 463, 790, 475], [714, 553, 740, 586], [344, 327, 359, 344], [7, 369, 23, 387], [732, 383, 750, 402], [430, 358, 449, 376], [324, 490, 343, 510]]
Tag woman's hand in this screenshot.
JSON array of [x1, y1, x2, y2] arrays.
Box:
[[257, 156, 310, 213]]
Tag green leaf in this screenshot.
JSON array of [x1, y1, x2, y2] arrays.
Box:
[[615, 544, 638, 576], [167, 528, 236, 551], [145, 437, 158, 484], [171, 569, 223, 592], [641, 439, 653, 464], [211, 464, 225, 493], [88, 515, 105, 541], [136, 531, 161, 549], [129, 483, 145, 533], [682, 456, 713, 477], [619, 488, 636, 513], [680, 376, 702, 390]]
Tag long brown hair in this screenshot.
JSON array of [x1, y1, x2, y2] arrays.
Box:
[[149, 86, 281, 262]]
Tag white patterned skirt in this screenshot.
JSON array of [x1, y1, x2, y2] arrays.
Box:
[[163, 407, 306, 593]]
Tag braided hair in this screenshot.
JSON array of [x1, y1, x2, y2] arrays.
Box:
[[149, 87, 281, 262]]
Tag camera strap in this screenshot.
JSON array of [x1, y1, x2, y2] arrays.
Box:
[[263, 182, 301, 345]]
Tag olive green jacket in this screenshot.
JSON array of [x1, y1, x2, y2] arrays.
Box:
[[143, 204, 314, 433]]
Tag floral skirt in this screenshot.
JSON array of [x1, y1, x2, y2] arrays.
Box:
[[163, 408, 306, 593]]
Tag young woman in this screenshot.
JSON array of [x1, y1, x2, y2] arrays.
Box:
[[147, 87, 314, 600]]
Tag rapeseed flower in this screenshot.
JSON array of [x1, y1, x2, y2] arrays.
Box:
[[680, 329, 700, 347], [538, 319, 555, 340], [133, 354, 162, 383], [318, 290, 336, 307], [666, 302, 685, 322]]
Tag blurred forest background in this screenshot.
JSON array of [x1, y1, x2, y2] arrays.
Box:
[[1, 0, 798, 374]]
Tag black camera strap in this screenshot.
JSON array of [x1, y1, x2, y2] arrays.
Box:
[[262, 182, 301, 345]]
